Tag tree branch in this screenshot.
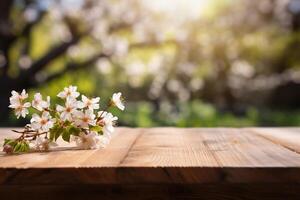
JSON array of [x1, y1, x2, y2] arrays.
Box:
[[19, 35, 82, 80], [0, 0, 13, 77], [35, 52, 109, 85], [35, 39, 176, 85], [20, 11, 47, 56], [129, 39, 178, 49]]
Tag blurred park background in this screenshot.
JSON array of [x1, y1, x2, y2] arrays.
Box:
[[1, 0, 300, 127]]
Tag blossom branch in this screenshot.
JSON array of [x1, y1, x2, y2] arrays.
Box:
[[3, 86, 125, 154]]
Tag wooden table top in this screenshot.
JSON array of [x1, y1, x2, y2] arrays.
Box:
[[1, 127, 300, 185]]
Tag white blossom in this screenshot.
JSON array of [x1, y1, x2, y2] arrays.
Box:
[[97, 110, 108, 118], [74, 109, 96, 128], [56, 97, 78, 121], [111, 92, 125, 110], [97, 135, 111, 148], [9, 101, 31, 119], [10, 89, 28, 102], [75, 132, 101, 149], [57, 85, 80, 99], [30, 112, 55, 132], [32, 93, 50, 111], [45, 96, 51, 108], [8, 90, 31, 118], [7, 85, 124, 152], [33, 136, 57, 151], [78, 95, 100, 110], [96, 111, 116, 145], [102, 112, 118, 137]]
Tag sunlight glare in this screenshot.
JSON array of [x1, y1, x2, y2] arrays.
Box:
[[142, 0, 212, 20]]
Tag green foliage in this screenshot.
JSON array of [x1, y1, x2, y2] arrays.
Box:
[[49, 124, 63, 141], [62, 129, 71, 142], [68, 125, 81, 136], [4, 139, 30, 153], [114, 100, 300, 127], [4, 0, 300, 129], [4, 138, 17, 146], [61, 125, 82, 142], [13, 141, 30, 153], [50, 123, 82, 142], [111, 102, 155, 127], [90, 125, 103, 135]]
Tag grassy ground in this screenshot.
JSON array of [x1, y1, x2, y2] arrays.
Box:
[[112, 101, 300, 127]]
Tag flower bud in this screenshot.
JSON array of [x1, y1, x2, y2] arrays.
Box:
[[3, 144, 13, 154], [97, 119, 105, 126], [42, 140, 50, 151]]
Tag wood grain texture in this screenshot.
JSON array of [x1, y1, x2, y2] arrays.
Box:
[[1, 127, 300, 199], [248, 128, 300, 153]]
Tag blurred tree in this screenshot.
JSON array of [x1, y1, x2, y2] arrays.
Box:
[[1, 0, 300, 127], [0, 0, 108, 123], [0, 0, 155, 124]]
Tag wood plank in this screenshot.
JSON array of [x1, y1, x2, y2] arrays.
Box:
[[1, 128, 300, 185], [1, 127, 300, 199], [1, 184, 300, 200], [248, 128, 300, 153], [120, 128, 300, 167], [120, 127, 219, 167], [0, 127, 142, 168]]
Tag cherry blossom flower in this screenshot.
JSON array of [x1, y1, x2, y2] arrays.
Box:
[[111, 92, 125, 110], [75, 132, 101, 149], [33, 136, 57, 151], [30, 112, 55, 132], [74, 109, 96, 128], [45, 96, 51, 108], [96, 111, 117, 145], [32, 93, 50, 111], [9, 90, 31, 118], [78, 95, 100, 110], [102, 112, 118, 137], [9, 89, 28, 102], [5, 85, 125, 154], [9, 101, 31, 118], [97, 135, 110, 148], [97, 110, 108, 118], [57, 85, 80, 99], [56, 97, 78, 121]]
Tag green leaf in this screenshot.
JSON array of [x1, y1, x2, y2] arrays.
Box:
[[4, 140, 29, 154], [19, 143, 25, 153], [55, 112, 60, 119], [4, 138, 17, 146], [49, 124, 58, 141], [67, 126, 80, 136], [63, 121, 71, 126], [97, 130, 103, 135], [62, 129, 71, 142], [22, 141, 30, 152], [13, 143, 22, 153], [4, 139, 11, 145], [49, 124, 63, 141], [90, 125, 102, 132], [55, 127, 63, 141]]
